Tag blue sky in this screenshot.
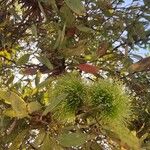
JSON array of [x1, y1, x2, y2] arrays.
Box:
[[124, 0, 132, 5], [124, 0, 144, 5]]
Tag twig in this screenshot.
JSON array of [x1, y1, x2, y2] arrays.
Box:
[[6, 118, 17, 135]]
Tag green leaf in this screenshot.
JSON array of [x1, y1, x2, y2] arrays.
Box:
[[53, 30, 62, 50], [60, 23, 66, 47], [53, 23, 66, 50], [0, 90, 28, 118], [60, 4, 75, 26], [49, 0, 58, 11], [142, 142, 150, 150], [43, 93, 67, 116], [37, 56, 53, 70], [104, 124, 140, 150], [3, 109, 17, 117], [6, 75, 14, 85], [9, 129, 27, 150], [35, 72, 41, 86], [3, 108, 26, 118], [16, 54, 30, 65], [65, 0, 86, 16], [11, 94, 28, 118], [40, 134, 51, 150], [58, 132, 87, 147], [76, 25, 94, 33], [32, 129, 46, 148], [37, 77, 53, 89], [61, 40, 86, 56], [27, 101, 42, 114], [31, 24, 38, 37], [143, 0, 150, 6], [41, 133, 63, 150], [0, 90, 12, 104]]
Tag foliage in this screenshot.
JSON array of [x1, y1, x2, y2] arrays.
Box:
[[0, 0, 150, 149]]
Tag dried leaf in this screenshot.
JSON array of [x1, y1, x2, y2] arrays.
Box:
[[22, 67, 38, 75], [96, 41, 108, 57], [78, 64, 100, 74], [128, 56, 150, 73], [65, 27, 77, 37]]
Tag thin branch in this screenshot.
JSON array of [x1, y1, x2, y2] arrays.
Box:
[[6, 119, 17, 135]]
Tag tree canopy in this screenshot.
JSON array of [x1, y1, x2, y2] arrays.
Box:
[[0, 0, 150, 149]]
